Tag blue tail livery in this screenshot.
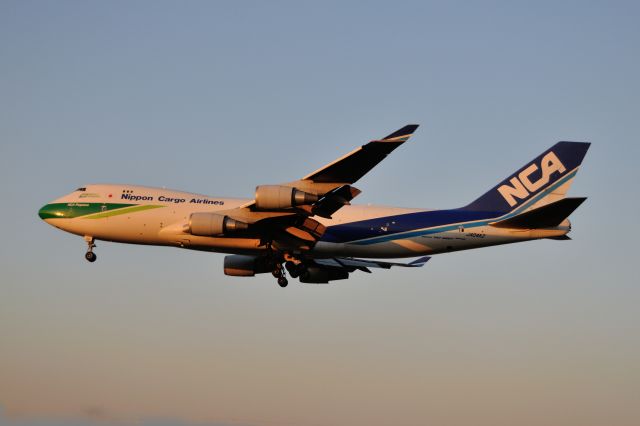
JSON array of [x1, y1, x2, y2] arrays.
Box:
[[464, 142, 591, 213]]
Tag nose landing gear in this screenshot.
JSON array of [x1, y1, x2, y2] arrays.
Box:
[[84, 236, 97, 263]]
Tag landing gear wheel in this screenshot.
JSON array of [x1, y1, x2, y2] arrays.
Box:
[[272, 255, 288, 287], [84, 236, 97, 263], [285, 261, 299, 278]]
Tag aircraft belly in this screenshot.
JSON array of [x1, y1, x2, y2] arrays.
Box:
[[48, 213, 172, 245], [314, 226, 544, 258], [313, 240, 433, 259], [87, 216, 165, 244]]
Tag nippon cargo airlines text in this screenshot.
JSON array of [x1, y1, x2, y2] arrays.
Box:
[[121, 193, 225, 205]]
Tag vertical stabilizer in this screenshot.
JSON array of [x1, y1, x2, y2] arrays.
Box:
[[463, 142, 591, 213]]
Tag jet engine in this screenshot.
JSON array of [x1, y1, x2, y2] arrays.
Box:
[[255, 185, 319, 210], [224, 255, 270, 277], [188, 213, 248, 236], [299, 266, 349, 284]]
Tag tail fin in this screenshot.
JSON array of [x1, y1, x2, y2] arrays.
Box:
[[463, 141, 591, 213]]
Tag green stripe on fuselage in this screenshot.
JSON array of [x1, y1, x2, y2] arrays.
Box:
[[85, 204, 164, 219], [38, 203, 164, 219]]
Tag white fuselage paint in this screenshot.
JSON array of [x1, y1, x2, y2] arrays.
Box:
[[41, 184, 569, 259]]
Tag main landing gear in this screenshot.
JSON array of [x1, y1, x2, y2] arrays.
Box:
[[272, 263, 288, 287], [285, 261, 306, 279], [84, 236, 97, 263], [265, 245, 289, 287], [270, 257, 308, 287]]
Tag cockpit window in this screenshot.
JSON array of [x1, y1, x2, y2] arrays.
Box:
[[75, 187, 86, 191]]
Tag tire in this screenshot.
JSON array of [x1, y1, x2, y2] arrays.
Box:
[[85, 252, 97, 262], [285, 261, 298, 278], [277, 277, 288, 287]]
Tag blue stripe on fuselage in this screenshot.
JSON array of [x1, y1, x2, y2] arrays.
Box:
[[320, 209, 500, 244], [321, 167, 579, 245]]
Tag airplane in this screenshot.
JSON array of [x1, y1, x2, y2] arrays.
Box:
[[38, 125, 590, 287]]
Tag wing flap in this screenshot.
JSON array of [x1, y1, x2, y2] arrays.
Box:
[[311, 184, 362, 218]]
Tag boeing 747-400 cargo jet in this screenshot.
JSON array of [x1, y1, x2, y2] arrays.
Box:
[[39, 125, 590, 287]]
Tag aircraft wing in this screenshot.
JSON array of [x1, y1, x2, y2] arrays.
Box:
[[299, 124, 420, 185], [223, 124, 420, 250], [314, 256, 431, 272], [298, 256, 431, 283]]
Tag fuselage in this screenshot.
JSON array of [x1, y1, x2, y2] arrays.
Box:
[[38, 184, 570, 258]]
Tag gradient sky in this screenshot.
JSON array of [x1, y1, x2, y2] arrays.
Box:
[[1, 1, 639, 425]]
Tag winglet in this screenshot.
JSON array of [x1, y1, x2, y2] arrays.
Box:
[[408, 256, 431, 267], [380, 124, 420, 142]]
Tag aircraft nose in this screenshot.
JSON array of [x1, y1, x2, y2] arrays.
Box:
[[38, 203, 64, 220]]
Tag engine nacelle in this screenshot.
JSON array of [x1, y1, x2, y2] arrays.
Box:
[[224, 255, 270, 277], [188, 213, 248, 236], [255, 185, 319, 210], [299, 266, 349, 284]]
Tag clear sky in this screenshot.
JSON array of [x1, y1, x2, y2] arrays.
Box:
[[1, 1, 639, 425]]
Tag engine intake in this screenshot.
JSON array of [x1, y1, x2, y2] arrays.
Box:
[[188, 213, 248, 236], [255, 185, 319, 210]]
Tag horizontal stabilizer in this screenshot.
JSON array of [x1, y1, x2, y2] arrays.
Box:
[[490, 197, 586, 229]]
